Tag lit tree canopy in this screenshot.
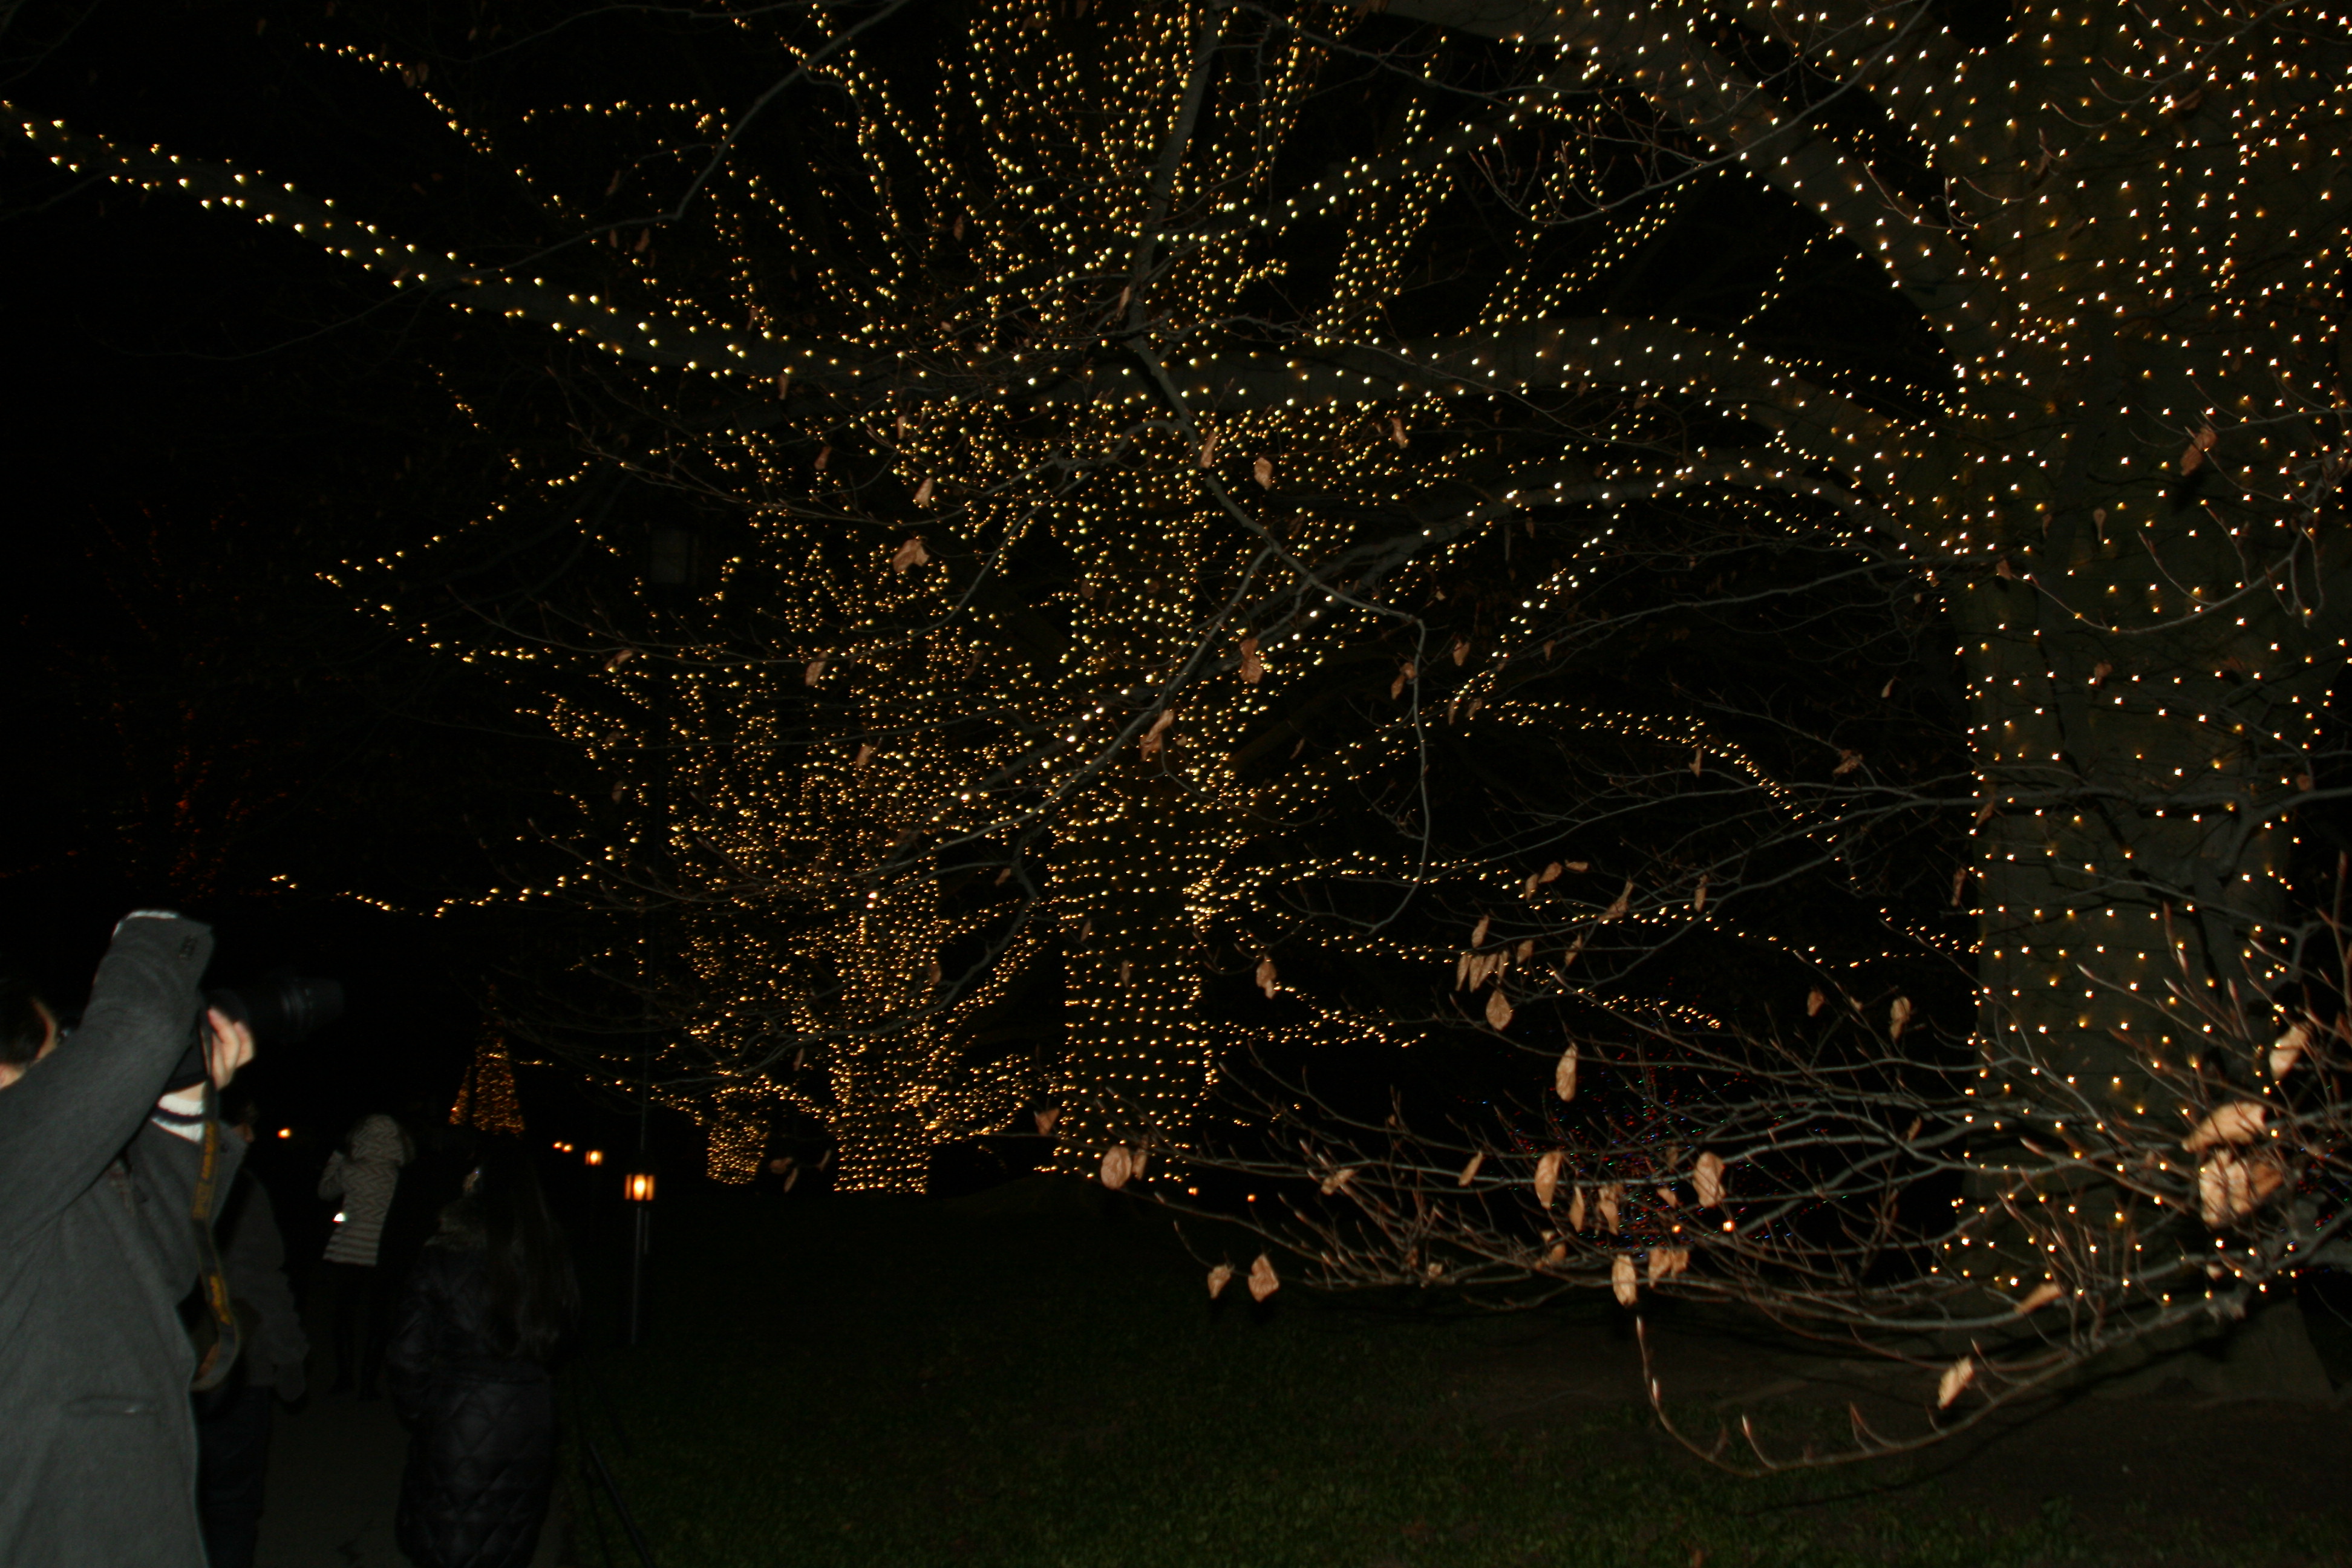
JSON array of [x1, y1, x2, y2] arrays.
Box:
[[14, 0, 2345, 1221]]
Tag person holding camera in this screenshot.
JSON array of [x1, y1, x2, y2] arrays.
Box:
[[0, 912, 257, 1568]]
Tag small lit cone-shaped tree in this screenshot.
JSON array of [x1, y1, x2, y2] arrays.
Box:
[[450, 1034, 526, 1137]]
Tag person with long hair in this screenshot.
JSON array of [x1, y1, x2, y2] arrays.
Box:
[[384, 1139, 579, 1568]]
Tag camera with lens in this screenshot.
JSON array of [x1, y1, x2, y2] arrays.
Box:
[[166, 972, 345, 1090]]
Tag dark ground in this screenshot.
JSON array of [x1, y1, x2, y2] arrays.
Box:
[[468, 1180, 2352, 1568]]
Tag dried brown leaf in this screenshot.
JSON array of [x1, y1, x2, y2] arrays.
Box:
[[1599, 1182, 1623, 1234], [1554, 1044, 1578, 1102], [1485, 988, 1515, 1030], [1238, 636, 1264, 686], [2271, 1022, 2310, 1080], [2198, 1146, 2287, 1225], [1568, 1185, 1587, 1232], [1611, 1253, 1638, 1307], [1255, 956, 1279, 999], [2017, 1282, 2063, 1314], [912, 476, 935, 507], [1457, 1151, 1486, 1187], [1648, 1247, 1690, 1284], [1207, 1263, 1234, 1299], [852, 742, 875, 769], [1693, 1151, 1725, 1209], [1033, 1106, 1060, 1136], [1252, 456, 1274, 488], [803, 655, 829, 687], [1138, 709, 1175, 759], [1319, 1166, 1357, 1196], [1889, 996, 1914, 1040], [1806, 988, 1828, 1018], [1935, 1356, 1976, 1410], [1602, 878, 1633, 922], [1469, 913, 1492, 948], [2183, 1100, 2266, 1152], [1099, 1145, 1133, 1191], [1247, 1253, 1279, 1302], [1534, 1149, 1564, 1210]]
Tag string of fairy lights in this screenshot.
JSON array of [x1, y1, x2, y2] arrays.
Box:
[[15, 1, 2343, 1307]]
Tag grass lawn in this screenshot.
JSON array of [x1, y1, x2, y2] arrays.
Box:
[[565, 1183, 2348, 1568]]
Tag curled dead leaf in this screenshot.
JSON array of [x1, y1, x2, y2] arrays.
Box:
[[1255, 956, 1279, 999], [1389, 413, 1409, 447], [1806, 988, 1828, 1018], [1534, 1149, 1564, 1210], [2017, 1281, 2063, 1314], [1252, 456, 1274, 488], [2180, 422, 2217, 474], [1207, 1263, 1234, 1299], [1484, 988, 1514, 1030], [1690, 747, 1703, 777], [1647, 1247, 1689, 1284], [1935, 1356, 1976, 1410], [2198, 1146, 2287, 1226], [1470, 913, 1492, 948], [1554, 1044, 1578, 1102], [912, 475, 935, 507], [1599, 1182, 1622, 1234], [1451, 636, 1471, 667], [1611, 1253, 1638, 1307], [1692, 872, 1710, 914], [1100, 1145, 1133, 1191], [1247, 1253, 1280, 1302], [1568, 1185, 1587, 1232], [890, 535, 931, 574], [1238, 635, 1264, 685], [1138, 709, 1175, 759], [1197, 430, 1220, 468], [1457, 1151, 1485, 1187], [1832, 749, 1864, 778], [852, 742, 875, 769], [1319, 1166, 1357, 1196], [1693, 1151, 1725, 1209], [1602, 878, 1633, 922], [803, 655, 829, 687], [1033, 1106, 1060, 1136], [1390, 660, 1415, 699], [2270, 1021, 2310, 1080], [604, 647, 638, 671], [1889, 996, 1915, 1040], [2183, 1100, 2266, 1152]]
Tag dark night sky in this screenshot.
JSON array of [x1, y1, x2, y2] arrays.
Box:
[[0, 1, 596, 1149]]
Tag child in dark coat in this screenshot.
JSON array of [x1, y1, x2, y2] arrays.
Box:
[[385, 1142, 578, 1568]]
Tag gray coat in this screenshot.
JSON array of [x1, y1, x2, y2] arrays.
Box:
[[0, 914, 243, 1568]]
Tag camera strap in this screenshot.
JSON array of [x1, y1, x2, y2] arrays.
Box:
[[187, 1082, 243, 1393]]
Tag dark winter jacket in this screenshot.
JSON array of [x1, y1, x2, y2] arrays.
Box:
[[385, 1210, 558, 1568], [0, 915, 242, 1568], [215, 1169, 309, 1397]]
